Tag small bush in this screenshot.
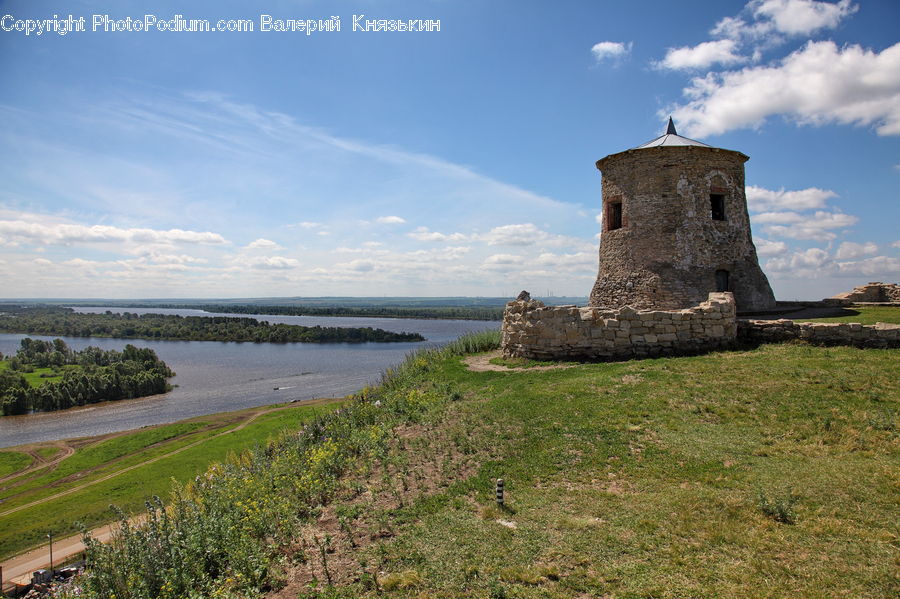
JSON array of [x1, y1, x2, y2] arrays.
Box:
[[757, 488, 799, 524], [377, 569, 422, 590]]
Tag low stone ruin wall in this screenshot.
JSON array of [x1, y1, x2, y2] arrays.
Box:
[[501, 292, 736, 361], [738, 319, 900, 348], [825, 281, 900, 305], [502, 290, 900, 361]]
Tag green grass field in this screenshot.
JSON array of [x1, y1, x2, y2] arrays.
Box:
[[0, 399, 344, 559], [299, 342, 898, 598], [797, 305, 900, 325], [4, 322, 897, 597], [0, 451, 31, 478], [0, 360, 74, 387]]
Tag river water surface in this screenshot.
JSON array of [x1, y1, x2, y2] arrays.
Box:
[[0, 308, 498, 448]]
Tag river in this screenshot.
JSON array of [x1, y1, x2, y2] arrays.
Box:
[[0, 308, 499, 448]]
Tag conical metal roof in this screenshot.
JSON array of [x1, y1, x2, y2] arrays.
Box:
[[634, 117, 711, 149]]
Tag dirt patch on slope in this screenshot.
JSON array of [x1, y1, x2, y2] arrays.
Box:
[[463, 350, 577, 372]]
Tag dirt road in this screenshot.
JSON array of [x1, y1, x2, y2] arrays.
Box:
[[0, 524, 116, 589]]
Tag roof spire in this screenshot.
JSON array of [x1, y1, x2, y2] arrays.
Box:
[[666, 116, 677, 135]]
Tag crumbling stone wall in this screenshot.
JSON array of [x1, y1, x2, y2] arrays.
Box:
[[827, 282, 900, 304], [738, 319, 900, 348], [589, 145, 775, 313], [502, 292, 736, 361], [501, 291, 899, 360]]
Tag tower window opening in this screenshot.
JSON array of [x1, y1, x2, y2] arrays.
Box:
[[710, 194, 726, 221], [715, 269, 730, 292], [607, 201, 623, 231]]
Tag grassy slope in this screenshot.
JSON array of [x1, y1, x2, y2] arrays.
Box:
[[796, 305, 900, 325], [0, 400, 343, 559], [0, 451, 31, 478], [315, 344, 898, 598]]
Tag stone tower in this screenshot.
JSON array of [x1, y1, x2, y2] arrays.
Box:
[[589, 118, 775, 312]]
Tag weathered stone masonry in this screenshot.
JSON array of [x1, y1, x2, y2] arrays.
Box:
[[738, 319, 900, 349], [499, 119, 897, 361], [501, 292, 900, 360], [502, 292, 737, 361], [590, 121, 776, 313], [826, 282, 900, 305]]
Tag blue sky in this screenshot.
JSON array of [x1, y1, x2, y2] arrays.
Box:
[[0, 0, 897, 300]]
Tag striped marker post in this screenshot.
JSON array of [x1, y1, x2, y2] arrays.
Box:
[[496, 478, 505, 506]]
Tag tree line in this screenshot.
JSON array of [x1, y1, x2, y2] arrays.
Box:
[[0, 338, 175, 416], [0, 306, 425, 343], [125, 303, 505, 321]]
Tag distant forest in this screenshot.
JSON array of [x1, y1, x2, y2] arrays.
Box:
[[0, 338, 174, 415], [0, 306, 425, 343], [129, 303, 506, 321]]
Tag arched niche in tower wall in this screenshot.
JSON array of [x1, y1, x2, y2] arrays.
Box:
[[708, 173, 730, 222]]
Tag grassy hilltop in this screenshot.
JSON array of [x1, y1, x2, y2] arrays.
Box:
[[34, 312, 894, 599]]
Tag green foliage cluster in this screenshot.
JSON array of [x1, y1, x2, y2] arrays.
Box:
[[0, 338, 174, 415], [56, 330, 500, 599], [0, 305, 424, 343]]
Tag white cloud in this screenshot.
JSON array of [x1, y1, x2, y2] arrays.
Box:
[[834, 241, 878, 259], [752, 211, 806, 224], [591, 41, 632, 62], [33, 258, 52, 266], [375, 215, 406, 225], [0, 218, 227, 247], [407, 226, 468, 242], [658, 40, 745, 70], [766, 247, 830, 271], [483, 254, 525, 270], [711, 1, 857, 43], [293, 221, 324, 229], [335, 259, 376, 272], [533, 252, 597, 272], [671, 41, 900, 138], [769, 248, 900, 280], [835, 255, 900, 276], [892, 240, 900, 248], [234, 256, 299, 270], [483, 224, 543, 246], [762, 210, 858, 241], [245, 238, 281, 250], [754, 237, 788, 256], [144, 253, 207, 265], [751, 0, 857, 36], [710, 16, 772, 42], [746, 185, 836, 211], [480, 223, 592, 251]]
